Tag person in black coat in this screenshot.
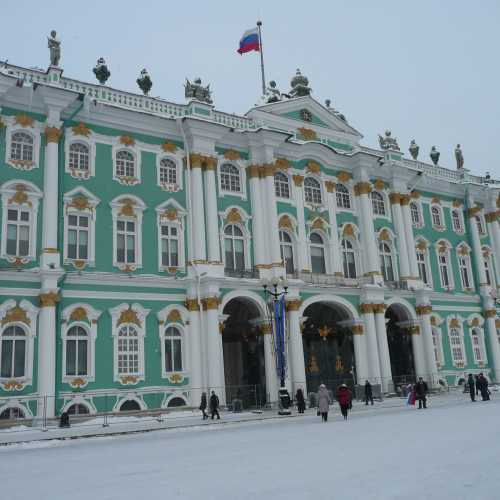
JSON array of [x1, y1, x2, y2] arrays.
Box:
[[414, 377, 428, 409], [199, 392, 208, 419], [209, 390, 221, 419], [477, 373, 490, 401], [474, 374, 480, 396], [364, 380, 374, 405], [295, 387, 306, 414], [467, 374, 475, 402]]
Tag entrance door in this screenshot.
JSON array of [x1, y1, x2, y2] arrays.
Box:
[[386, 307, 415, 386]]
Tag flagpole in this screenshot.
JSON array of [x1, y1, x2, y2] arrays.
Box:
[[257, 20, 266, 96]]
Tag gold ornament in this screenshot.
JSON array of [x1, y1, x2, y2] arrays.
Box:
[[167, 309, 182, 323], [416, 305, 432, 315], [1, 305, 30, 326], [185, 299, 200, 311], [164, 208, 178, 221], [162, 141, 177, 153], [431, 197, 441, 205], [416, 240, 427, 251], [275, 158, 290, 170], [72, 122, 91, 137], [169, 373, 184, 384], [379, 229, 391, 241], [8, 184, 30, 206], [467, 206, 482, 218], [450, 318, 461, 328], [354, 182, 372, 196], [452, 199, 463, 208], [285, 299, 302, 311], [373, 179, 386, 190], [14, 114, 34, 127], [247, 165, 261, 178], [119, 135, 135, 146], [297, 127, 317, 141], [223, 149, 241, 161], [337, 171, 351, 183], [351, 325, 364, 335], [485, 211, 499, 223], [390, 193, 403, 205], [69, 377, 87, 388], [325, 180, 336, 193], [343, 224, 355, 237], [410, 190, 420, 199], [45, 126, 62, 143], [70, 307, 88, 322], [263, 163, 276, 177], [400, 195, 410, 206], [227, 208, 242, 223], [359, 303, 375, 314], [318, 325, 331, 341], [292, 174, 304, 187], [279, 215, 293, 230], [202, 297, 219, 310], [39, 292, 60, 307], [119, 198, 136, 217], [484, 309, 497, 319], [117, 307, 141, 327], [69, 195, 92, 211], [120, 375, 138, 385], [306, 161, 321, 175], [312, 218, 325, 229]]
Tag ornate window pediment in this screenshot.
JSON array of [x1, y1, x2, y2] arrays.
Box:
[[3, 115, 43, 171]]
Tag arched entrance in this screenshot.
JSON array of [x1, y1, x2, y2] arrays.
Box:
[[385, 304, 415, 386], [222, 298, 266, 407], [302, 302, 355, 391]]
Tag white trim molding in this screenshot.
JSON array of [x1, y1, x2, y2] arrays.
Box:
[[3, 115, 43, 171]]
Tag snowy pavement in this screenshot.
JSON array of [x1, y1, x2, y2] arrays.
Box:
[[1, 394, 499, 500]]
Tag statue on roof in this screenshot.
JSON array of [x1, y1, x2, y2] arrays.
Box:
[[378, 130, 400, 151], [48, 30, 61, 67], [289, 69, 311, 98], [137, 69, 153, 95], [93, 58, 111, 85], [265, 80, 281, 103], [409, 139, 419, 160], [430, 146, 440, 166], [455, 144, 464, 170], [185, 78, 213, 104]]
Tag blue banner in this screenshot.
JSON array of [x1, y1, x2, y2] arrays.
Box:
[[274, 295, 286, 381]]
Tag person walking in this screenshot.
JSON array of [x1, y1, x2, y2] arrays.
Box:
[[317, 384, 330, 422], [336, 384, 352, 420], [467, 374, 476, 402], [474, 374, 480, 397], [209, 390, 221, 420], [415, 377, 428, 409], [364, 380, 374, 405], [477, 373, 490, 401], [296, 387, 306, 414], [199, 391, 208, 419]]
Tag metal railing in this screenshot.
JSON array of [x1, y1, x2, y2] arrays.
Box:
[[224, 267, 260, 279], [292, 271, 360, 287]]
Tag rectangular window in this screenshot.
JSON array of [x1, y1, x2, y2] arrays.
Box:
[[116, 219, 136, 264], [67, 214, 89, 260], [459, 257, 471, 289], [161, 225, 179, 267], [439, 255, 450, 288], [6, 209, 30, 256], [417, 252, 429, 285]]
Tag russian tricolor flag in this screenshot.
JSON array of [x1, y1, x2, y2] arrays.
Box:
[[237, 28, 260, 54]]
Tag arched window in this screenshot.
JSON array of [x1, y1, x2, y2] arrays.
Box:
[[431, 206, 442, 227], [0, 407, 25, 420], [0, 325, 26, 378], [410, 202, 421, 227], [69, 143, 90, 171], [279, 230, 294, 274], [164, 326, 183, 373], [304, 178, 322, 204], [341, 238, 357, 278], [220, 164, 241, 192], [65, 326, 88, 377], [309, 232, 326, 273], [475, 215, 485, 235], [371, 191, 386, 216], [336, 184, 351, 209], [449, 327, 464, 364], [6, 208, 30, 257], [160, 223, 179, 267], [224, 224, 245, 270], [117, 325, 139, 376], [159, 158, 177, 185], [379, 242, 394, 282], [431, 327, 442, 365], [274, 172, 290, 199], [115, 150, 135, 178], [10, 132, 34, 162], [120, 400, 141, 412], [471, 328, 485, 364], [416, 247, 430, 285], [67, 403, 90, 416], [452, 210, 463, 232]]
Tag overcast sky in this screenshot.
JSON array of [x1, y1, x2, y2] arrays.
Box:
[[1, 0, 499, 177]]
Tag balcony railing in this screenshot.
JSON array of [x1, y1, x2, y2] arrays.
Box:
[[224, 267, 260, 279], [291, 271, 359, 287]]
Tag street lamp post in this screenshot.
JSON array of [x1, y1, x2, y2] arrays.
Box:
[[261, 277, 292, 415]]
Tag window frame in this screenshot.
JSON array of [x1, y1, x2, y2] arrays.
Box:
[[415, 242, 432, 288], [451, 209, 464, 234], [157, 155, 183, 191], [4, 118, 42, 171], [223, 223, 246, 271], [430, 323, 444, 367], [371, 191, 387, 217], [161, 324, 185, 375], [112, 145, 141, 185], [304, 177, 323, 206], [430, 204, 445, 230], [341, 237, 358, 279], [218, 161, 247, 199], [65, 129, 96, 179], [448, 321, 466, 367], [274, 171, 291, 200], [410, 201, 423, 228], [336, 183, 352, 210], [279, 229, 295, 275], [309, 231, 327, 274], [379, 240, 396, 282], [470, 327, 486, 365], [457, 246, 474, 291], [436, 243, 454, 290]]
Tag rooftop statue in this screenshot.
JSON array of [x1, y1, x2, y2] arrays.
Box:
[[430, 146, 440, 166], [48, 30, 61, 67], [409, 139, 419, 160], [265, 80, 281, 103], [185, 78, 213, 104], [93, 58, 111, 85], [137, 69, 153, 95], [289, 69, 311, 98], [378, 130, 400, 151], [325, 99, 348, 122], [455, 144, 464, 170]]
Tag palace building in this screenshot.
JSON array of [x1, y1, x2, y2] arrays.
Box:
[[0, 37, 499, 420]]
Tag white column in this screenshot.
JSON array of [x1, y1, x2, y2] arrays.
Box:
[[361, 305, 382, 385], [373, 305, 393, 393], [186, 299, 204, 405], [410, 327, 427, 379], [41, 126, 61, 269], [248, 166, 267, 266], [190, 158, 206, 261], [486, 213, 500, 287], [203, 161, 220, 263], [37, 291, 59, 419], [401, 196, 419, 278], [352, 325, 369, 384], [485, 310, 500, 382], [355, 183, 380, 275], [417, 305, 439, 387], [287, 300, 307, 394], [203, 298, 225, 402], [263, 325, 279, 404], [468, 207, 488, 287], [263, 166, 282, 267], [390, 194, 410, 279], [326, 182, 343, 276], [293, 175, 308, 271]]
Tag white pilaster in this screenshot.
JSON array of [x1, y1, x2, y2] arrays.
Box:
[[203, 298, 225, 401], [203, 164, 220, 263], [263, 329, 279, 404], [467, 205, 488, 289], [484, 297, 500, 382], [326, 183, 343, 276], [190, 163, 206, 261], [186, 299, 204, 405], [361, 306, 382, 384], [374, 305, 393, 393], [416, 303, 439, 388], [287, 300, 307, 394], [263, 167, 282, 268], [352, 326, 369, 383], [400, 197, 419, 279], [248, 167, 267, 266], [411, 329, 427, 379], [390, 195, 410, 278], [294, 176, 308, 271], [486, 214, 500, 287]]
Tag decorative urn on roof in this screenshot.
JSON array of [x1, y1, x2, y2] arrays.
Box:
[[137, 69, 153, 95], [430, 146, 440, 166], [409, 139, 419, 160], [184, 78, 213, 104], [289, 69, 311, 98], [93, 58, 111, 85]]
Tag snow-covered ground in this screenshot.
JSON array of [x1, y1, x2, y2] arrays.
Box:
[[1, 394, 499, 500]]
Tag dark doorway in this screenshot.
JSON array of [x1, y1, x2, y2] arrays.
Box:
[[222, 298, 266, 407], [385, 305, 415, 385], [119, 400, 141, 412], [302, 302, 354, 392]]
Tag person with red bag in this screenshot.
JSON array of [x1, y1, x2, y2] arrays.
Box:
[[336, 384, 352, 420]]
